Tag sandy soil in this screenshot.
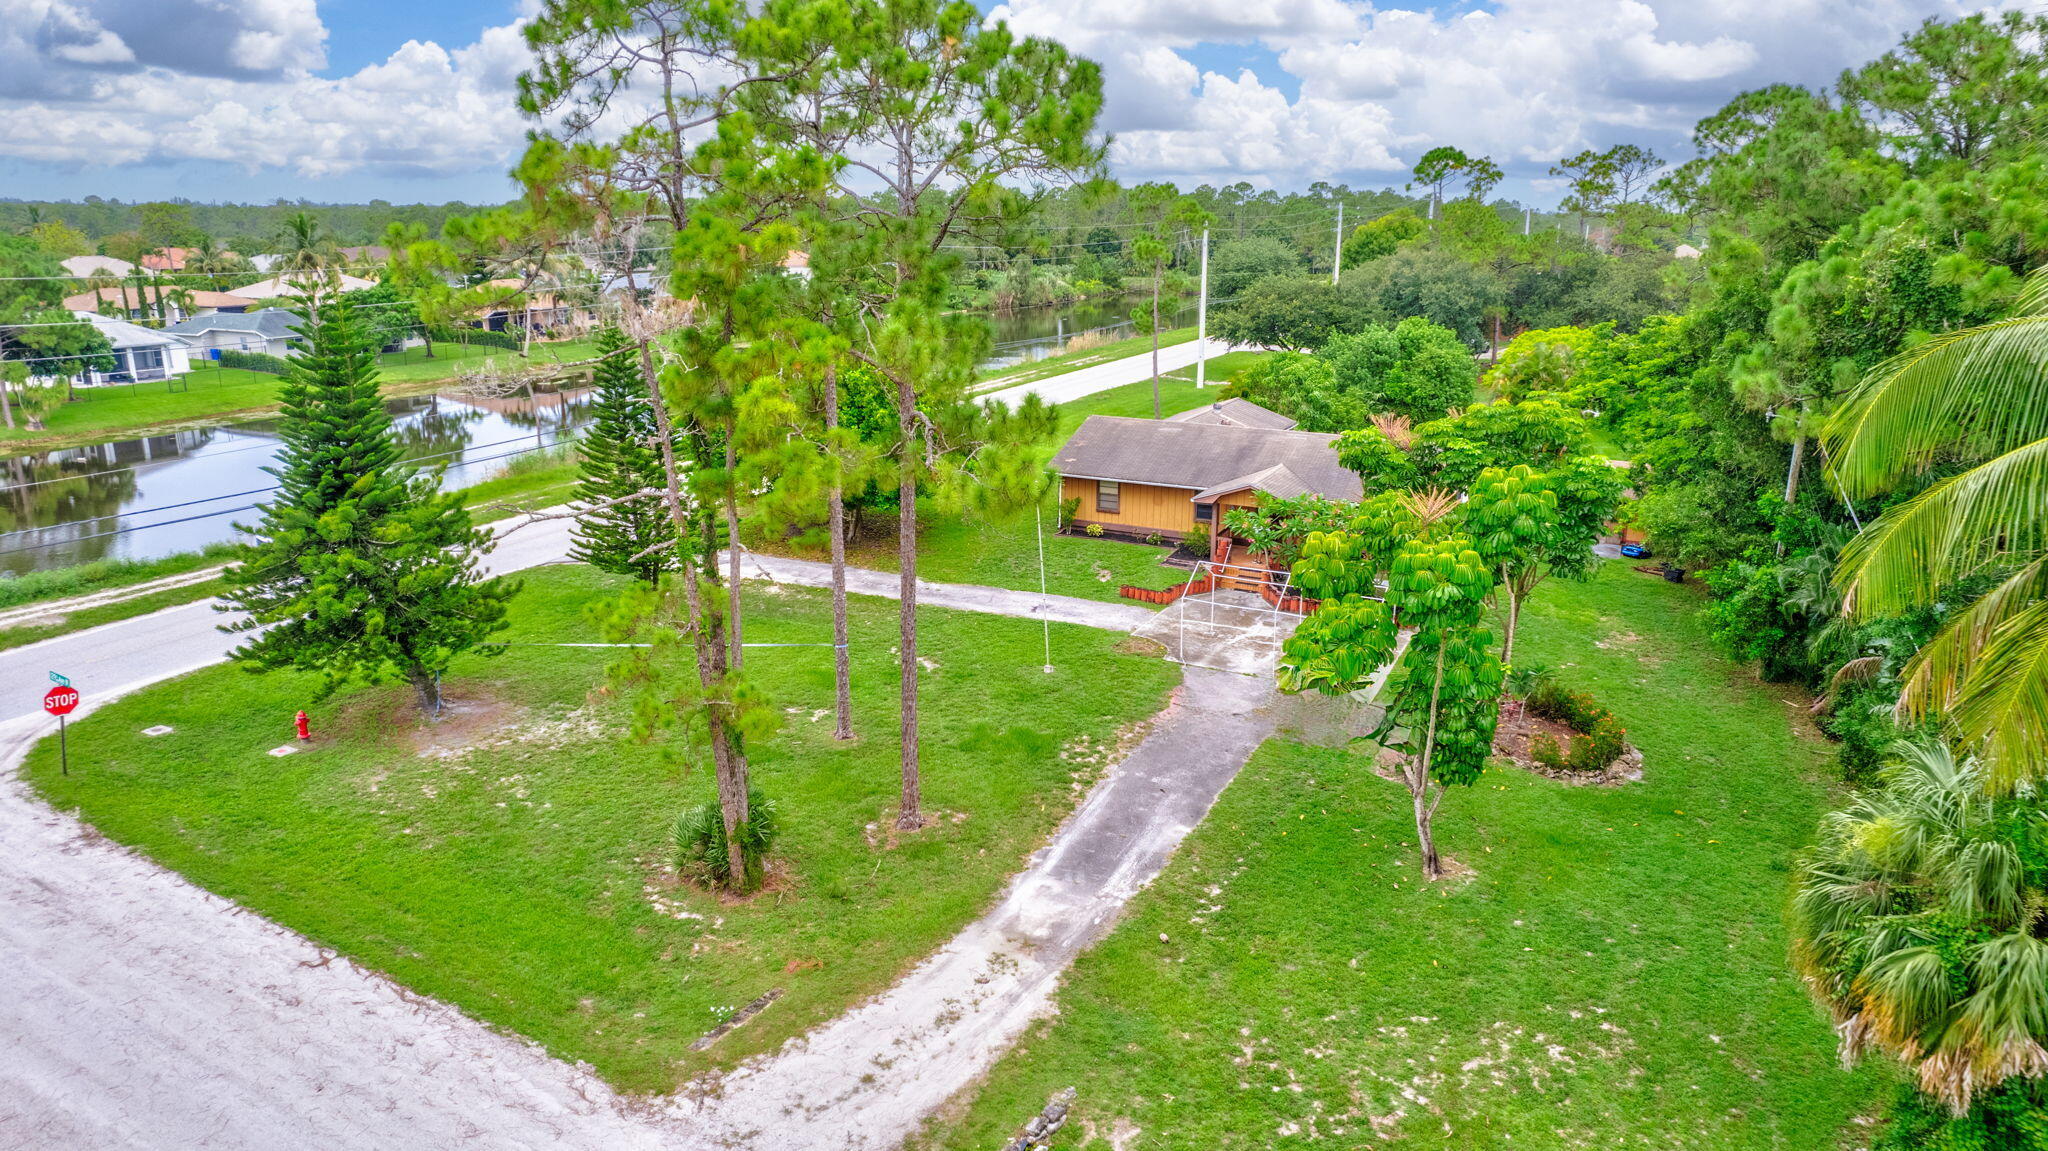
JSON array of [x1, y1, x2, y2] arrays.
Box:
[[0, 533, 1299, 1149]]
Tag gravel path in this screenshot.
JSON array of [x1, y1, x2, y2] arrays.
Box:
[[0, 519, 1286, 1150]]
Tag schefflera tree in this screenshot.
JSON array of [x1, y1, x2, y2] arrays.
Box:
[[1281, 492, 1506, 880]]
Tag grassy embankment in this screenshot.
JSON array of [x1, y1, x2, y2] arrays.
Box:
[[0, 446, 583, 652], [922, 562, 1888, 1149], [24, 565, 1180, 1091], [2, 338, 596, 452], [976, 327, 1197, 392]]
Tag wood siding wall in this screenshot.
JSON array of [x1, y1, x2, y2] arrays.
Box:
[[1060, 476, 1200, 536]]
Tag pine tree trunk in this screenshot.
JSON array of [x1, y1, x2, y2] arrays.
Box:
[[825, 365, 853, 741], [634, 334, 752, 888], [1782, 434, 1806, 504], [0, 377, 15, 431], [408, 667, 442, 715], [724, 432, 743, 672], [896, 376, 922, 830]]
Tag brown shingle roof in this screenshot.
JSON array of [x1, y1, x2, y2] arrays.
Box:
[[1052, 416, 1362, 503], [1165, 397, 1298, 431]]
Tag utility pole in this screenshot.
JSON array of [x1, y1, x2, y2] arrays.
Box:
[[1330, 204, 1343, 285], [1194, 226, 1211, 388]]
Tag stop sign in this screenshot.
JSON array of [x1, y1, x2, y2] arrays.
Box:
[[43, 686, 79, 716]]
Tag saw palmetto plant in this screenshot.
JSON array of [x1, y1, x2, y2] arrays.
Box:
[[1791, 740, 2048, 1114]]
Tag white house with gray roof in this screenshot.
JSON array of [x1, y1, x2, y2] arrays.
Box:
[[162, 309, 305, 359], [69, 312, 194, 386]]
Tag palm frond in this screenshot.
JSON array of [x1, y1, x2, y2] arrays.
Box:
[[1856, 945, 1960, 1058], [1945, 598, 2048, 791], [1835, 438, 2048, 620], [1929, 932, 2048, 1113], [1825, 276, 2048, 496], [1896, 559, 2048, 735], [1811, 655, 1883, 715], [1938, 839, 2026, 926]]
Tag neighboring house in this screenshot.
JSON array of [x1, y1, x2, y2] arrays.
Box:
[[1165, 398, 1300, 431], [61, 286, 256, 323], [140, 247, 201, 272], [232, 272, 376, 300], [476, 278, 593, 333], [1052, 407, 1362, 546], [1673, 243, 1704, 260], [781, 250, 812, 278], [72, 313, 194, 385], [248, 254, 284, 273], [61, 255, 135, 279], [337, 245, 391, 265], [163, 309, 305, 358]]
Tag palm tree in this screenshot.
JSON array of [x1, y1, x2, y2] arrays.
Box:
[[1825, 269, 2048, 787], [273, 212, 334, 274], [1790, 740, 2048, 1115]]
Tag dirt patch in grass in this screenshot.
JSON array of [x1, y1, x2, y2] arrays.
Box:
[[1112, 635, 1168, 658]]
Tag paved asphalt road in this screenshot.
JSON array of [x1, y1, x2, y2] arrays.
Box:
[[979, 337, 1242, 409], [0, 514, 580, 725]]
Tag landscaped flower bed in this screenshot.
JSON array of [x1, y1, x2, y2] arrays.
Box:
[[1494, 676, 1643, 784]]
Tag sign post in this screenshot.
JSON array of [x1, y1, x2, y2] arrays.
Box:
[[43, 683, 79, 776]]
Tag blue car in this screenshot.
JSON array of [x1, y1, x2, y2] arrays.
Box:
[[1620, 543, 1649, 559]]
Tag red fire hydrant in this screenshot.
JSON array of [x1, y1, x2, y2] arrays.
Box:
[[295, 710, 311, 741]]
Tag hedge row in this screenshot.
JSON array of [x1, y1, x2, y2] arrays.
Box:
[[425, 325, 523, 351], [219, 349, 292, 376]]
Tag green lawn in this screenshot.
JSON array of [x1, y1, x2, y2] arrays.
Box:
[[763, 497, 1190, 602], [12, 366, 291, 445], [375, 338, 597, 384], [922, 562, 1887, 1149], [977, 327, 1197, 390], [24, 565, 1180, 1092]]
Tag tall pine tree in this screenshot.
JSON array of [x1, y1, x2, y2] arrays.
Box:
[[571, 325, 675, 583], [219, 301, 514, 713]]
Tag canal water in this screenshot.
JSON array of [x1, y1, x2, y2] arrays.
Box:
[[979, 296, 1201, 370], [0, 391, 589, 576], [0, 301, 1196, 577]]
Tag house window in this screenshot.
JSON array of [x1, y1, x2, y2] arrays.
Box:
[[1096, 481, 1120, 514], [1194, 503, 1213, 522], [131, 347, 164, 379]]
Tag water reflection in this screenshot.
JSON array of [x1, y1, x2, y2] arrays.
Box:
[[0, 390, 590, 576], [978, 297, 1202, 371]]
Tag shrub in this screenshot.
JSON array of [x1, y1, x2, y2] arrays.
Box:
[[1084, 523, 1104, 537], [1524, 680, 1628, 772], [219, 349, 291, 375], [426, 324, 523, 351], [1057, 496, 1081, 528], [1144, 531, 1167, 546], [673, 788, 781, 889], [1184, 523, 1210, 558]]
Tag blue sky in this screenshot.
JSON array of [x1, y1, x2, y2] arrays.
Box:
[[0, 0, 1994, 207]]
